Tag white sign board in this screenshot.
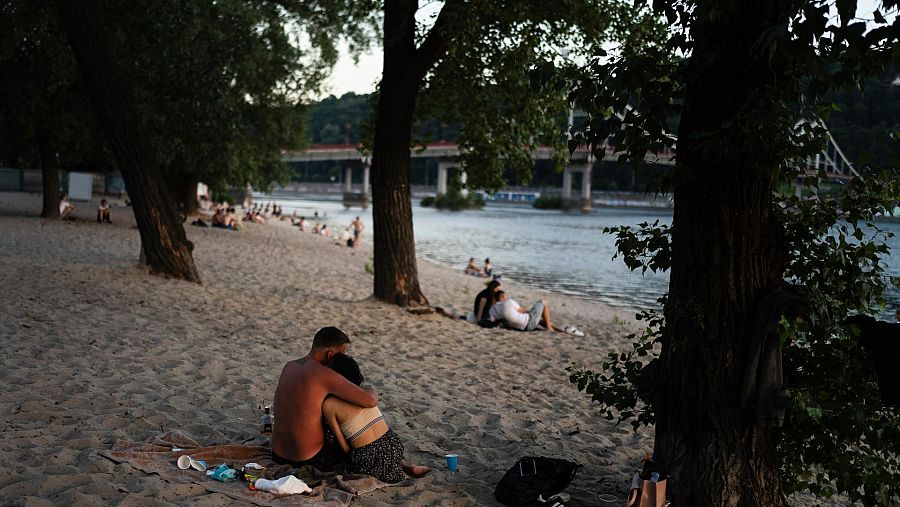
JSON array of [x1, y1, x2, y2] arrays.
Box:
[[68, 172, 93, 202]]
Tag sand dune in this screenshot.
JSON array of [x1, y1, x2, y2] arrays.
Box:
[[0, 192, 654, 506]]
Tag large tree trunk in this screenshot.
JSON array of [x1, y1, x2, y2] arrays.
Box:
[[54, 0, 200, 283], [37, 133, 60, 218], [654, 1, 789, 505], [370, 0, 430, 307], [168, 171, 198, 218]]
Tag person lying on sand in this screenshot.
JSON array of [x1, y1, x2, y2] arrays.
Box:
[[489, 290, 556, 332], [323, 354, 431, 483], [272, 327, 378, 472]]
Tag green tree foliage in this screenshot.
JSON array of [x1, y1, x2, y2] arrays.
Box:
[[1, 0, 379, 199], [828, 70, 900, 168], [417, 1, 665, 193], [565, 0, 900, 503], [307, 92, 372, 144], [367, 0, 664, 306], [99, 0, 378, 198], [0, 1, 107, 170]]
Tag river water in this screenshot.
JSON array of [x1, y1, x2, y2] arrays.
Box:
[[257, 194, 900, 318]]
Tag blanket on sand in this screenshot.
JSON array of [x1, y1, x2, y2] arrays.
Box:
[[98, 431, 388, 506]]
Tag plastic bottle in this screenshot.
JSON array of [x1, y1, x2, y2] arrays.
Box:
[[260, 405, 274, 435]]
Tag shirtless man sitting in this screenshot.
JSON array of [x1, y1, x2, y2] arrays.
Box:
[[272, 327, 378, 471]]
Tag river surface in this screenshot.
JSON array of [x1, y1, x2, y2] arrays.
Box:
[[257, 194, 900, 318]]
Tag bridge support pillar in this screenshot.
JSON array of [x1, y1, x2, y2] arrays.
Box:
[[580, 163, 592, 213], [437, 160, 454, 196], [362, 162, 370, 196], [344, 167, 353, 193]]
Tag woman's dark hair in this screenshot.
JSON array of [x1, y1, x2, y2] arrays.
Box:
[[328, 353, 364, 386]]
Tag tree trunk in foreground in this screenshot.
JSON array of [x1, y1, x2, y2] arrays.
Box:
[[371, 0, 446, 307], [168, 172, 198, 218], [54, 0, 200, 283], [37, 134, 60, 218], [654, 1, 788, 505]]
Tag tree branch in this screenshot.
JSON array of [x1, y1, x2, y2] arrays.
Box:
[[410, 0, 461, 80]]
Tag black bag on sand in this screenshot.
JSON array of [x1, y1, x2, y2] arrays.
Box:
[[494, 456, 581, 506]]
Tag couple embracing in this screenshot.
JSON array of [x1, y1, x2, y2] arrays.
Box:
[[271, 327, 430, 483]]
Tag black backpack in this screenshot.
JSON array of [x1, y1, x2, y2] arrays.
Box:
[[494, 457, 581, 506]]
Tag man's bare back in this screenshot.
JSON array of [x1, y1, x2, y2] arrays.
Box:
[[271, 331, 377, 463]]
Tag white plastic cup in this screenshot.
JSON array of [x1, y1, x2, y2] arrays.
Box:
[[177, 455, 192, 470]]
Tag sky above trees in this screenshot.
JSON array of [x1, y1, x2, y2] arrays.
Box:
[[320, 0, 893, 98]]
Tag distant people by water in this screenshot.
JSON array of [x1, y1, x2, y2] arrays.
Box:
[[464, 257, 493, 278], [350, 216, 364, 249], [58, 193, 75, 220], [489, 290, 556, 332], [97, 199, 112, 224], [337, 227, 353, 247]]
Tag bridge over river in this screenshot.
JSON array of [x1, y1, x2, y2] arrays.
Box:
[[281, 127, 855, 211]]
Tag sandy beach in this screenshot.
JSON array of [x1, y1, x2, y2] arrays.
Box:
[[0, 191, 654, 506]]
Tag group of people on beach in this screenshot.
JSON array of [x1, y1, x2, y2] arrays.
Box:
[[56, 192, 113, 224], [198, 201, 285, 229], [464, 257, 492, 278], [472, 278, 556, 332], [291, 215, 364, 249], [243, 202, 281, 225], [272, 327, 430, 483]]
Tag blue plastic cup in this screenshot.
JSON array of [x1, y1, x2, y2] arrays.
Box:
[[445, 454, 459, 471]]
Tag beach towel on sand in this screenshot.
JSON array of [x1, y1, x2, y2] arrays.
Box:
[[98, 430, 388, 507]]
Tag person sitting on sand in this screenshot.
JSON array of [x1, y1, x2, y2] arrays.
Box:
[[312, 223, 322, 234], [323, 354, 431, 483], [225, 207, 239, 230], [272, 327, 379, 472], [59, 193, 75, 220], [211, 207, 225, 227], [482, 258, 493, 278], [474, 279, 501, 322], [464, 257, 480, 276], [489, 290, 556, 332], [97, 199, 112, 224]]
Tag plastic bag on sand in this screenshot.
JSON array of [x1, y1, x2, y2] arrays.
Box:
[[254, 475, 312, 495]]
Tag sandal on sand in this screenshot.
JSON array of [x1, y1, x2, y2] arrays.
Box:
[[563, 325, 585, 337], [538, 492, 571, 507]]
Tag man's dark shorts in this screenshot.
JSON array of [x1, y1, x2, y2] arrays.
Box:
[[272, 422, 344, 472]]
